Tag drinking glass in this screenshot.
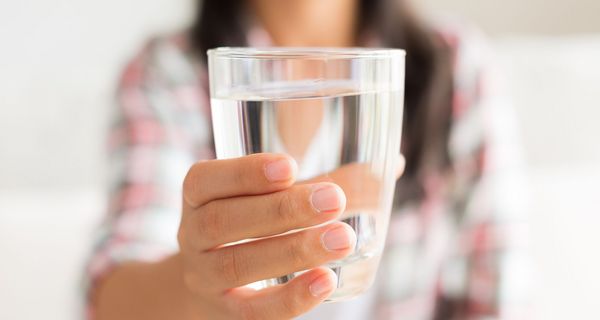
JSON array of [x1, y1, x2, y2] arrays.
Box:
[[207, 47, 405, 301]]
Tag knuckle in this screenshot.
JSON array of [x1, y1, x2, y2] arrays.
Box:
[[287, 233, 311, 267], [180, 253, 213, 293], [276, 192, 297, 224], [182, 166, 194, 191], [183, 162, 206, 207], [182, 271, 202, 294], [216, 246, 246, 285], [197, 204, 222, 245], [281, 294, 304, 317]]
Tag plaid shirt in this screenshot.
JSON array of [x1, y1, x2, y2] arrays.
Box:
[[84, 22, 530, 320]]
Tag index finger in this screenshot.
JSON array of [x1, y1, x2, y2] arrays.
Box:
[[183, 153, 298, 208]]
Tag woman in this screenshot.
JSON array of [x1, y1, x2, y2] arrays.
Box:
[[86, 0, 521, 319]]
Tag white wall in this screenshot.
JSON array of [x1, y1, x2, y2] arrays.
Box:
[[0, 0, 193, 189], [2, 0, 600, 189], [423, 0, 600, 35], [493, 37, 600, 319]]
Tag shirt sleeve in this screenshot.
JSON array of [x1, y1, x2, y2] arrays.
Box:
[[81, 37, 214, 319], [433, 24, 531, 319]]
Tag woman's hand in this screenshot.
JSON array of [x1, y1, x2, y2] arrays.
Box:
[[178, 153, 356, 319]]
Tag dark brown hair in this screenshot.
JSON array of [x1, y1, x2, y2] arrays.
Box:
[[190, 0, 454, 203]]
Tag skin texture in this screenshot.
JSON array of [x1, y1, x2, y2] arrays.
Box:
[[95, 153, 404, 319], [96, 154, 358, 320], [94, 1, 408, 319]]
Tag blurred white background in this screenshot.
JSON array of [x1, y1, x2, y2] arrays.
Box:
[[1, 0, 600, 319]]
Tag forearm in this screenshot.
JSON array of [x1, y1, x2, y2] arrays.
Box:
[[94, 253, 199, 320]]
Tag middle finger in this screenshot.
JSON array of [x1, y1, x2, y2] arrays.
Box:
[[187, 182, 346, 250], [205, 221, 357, 289]]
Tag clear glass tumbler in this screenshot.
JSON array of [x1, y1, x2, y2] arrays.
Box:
[[207, 47, 405, 301]]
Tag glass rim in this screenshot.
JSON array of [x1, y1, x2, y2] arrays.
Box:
[[207, 47, 406, 59]]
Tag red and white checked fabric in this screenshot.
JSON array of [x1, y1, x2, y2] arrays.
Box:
[[83, 22, 530, 320]]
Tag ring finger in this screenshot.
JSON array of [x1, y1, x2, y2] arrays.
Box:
[[199, 221, 356, 290]]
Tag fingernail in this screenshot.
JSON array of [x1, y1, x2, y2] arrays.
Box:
[[309, 272, 336, 297], [264, 158, 296, 182], [310, 184, 344, 213], [321, 224, 355, 251]]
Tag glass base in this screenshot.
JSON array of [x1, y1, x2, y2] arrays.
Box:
[[324, 255, 379, 302], [249, 214, 381, 301], [255, 252, 379, 302]]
